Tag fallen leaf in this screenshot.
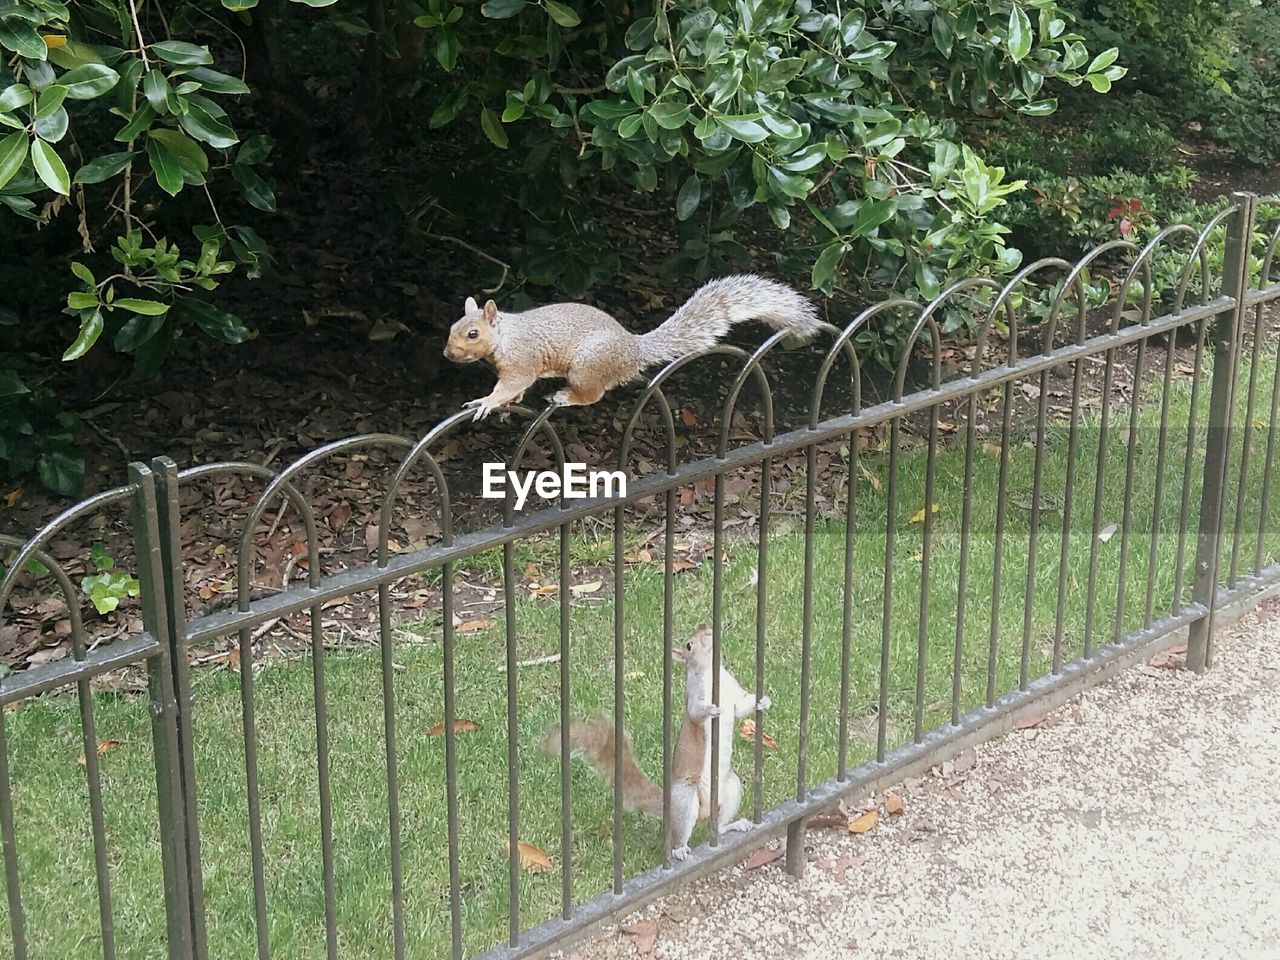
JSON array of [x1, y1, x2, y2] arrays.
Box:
[[858, 462, 883, 491], [883, 792, 904, 815], [744, 844, 784, 870], [1013, 712, 1045, 730], [982, 442, 1003, 456], [673, 560, 698, 573], [327, 503, 352, 531], [3, 485, 23, 508], [507, 840, 553, 873], [1098, 523, 1119, 543], [681, 408, 698, 427], [428, 718, 481, 736], [738, 719, 777, 748], [909, 503, 940, 524], [619, 917, 658, 955], [834, 853, 865, 882], [456, 619, 493, 633], [523, 563, 541, 578], [806, 814, 848, 830], [570, 580, 603, 596], [78, 739, 127, 766], [847, 809, 878, 834], [531, 584, 559, 596], [953, 748, 977, 773]]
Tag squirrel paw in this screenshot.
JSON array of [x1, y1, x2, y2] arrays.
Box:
[[722, 818, 753, 834], [671, 846, 691, 862], [469, 398, 505, 422], [755, 696, 772, 713]]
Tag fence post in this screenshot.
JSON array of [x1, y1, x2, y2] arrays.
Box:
[[130, 462, 195, 960], [1186, 192, 1255, 673], [153, 457, 209, 960]]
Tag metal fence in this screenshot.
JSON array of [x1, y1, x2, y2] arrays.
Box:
[[2, 191, 1279, 960]]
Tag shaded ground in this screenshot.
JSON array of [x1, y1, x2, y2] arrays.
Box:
[[561, 595, 1280, 960]]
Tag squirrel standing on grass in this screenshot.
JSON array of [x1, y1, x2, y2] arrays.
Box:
[[542, 627, 770, 860], [443, 275, 821, 420]]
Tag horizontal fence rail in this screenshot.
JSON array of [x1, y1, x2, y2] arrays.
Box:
[[1, 192, 1279, 960]]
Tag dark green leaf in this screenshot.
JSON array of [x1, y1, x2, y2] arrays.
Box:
[[811, 242, 844, 289], [179, 99, 238, 149], [70, 262, 94, 285], [150, 41, 214, 67], [38, 444, 85, 497], [146, 136, 184, 195], [231, 161, 275, 211], [183, 67, 250, 95], [142, 69, 172, 113], [1017, 98, 1057, 116], [179, 299, 252, 343], [0, 368, 28, 398], [675, 174, 701, 220], [115, 103, 156, 142], [58, 64, 120, 99], [35, 84, 66, 118], [648, 100, 689, 130], [544, 0, 579, 27], [480, 107, 508, 148], [0, 131, 27, 191], [30, 138, 69, 194], [0, 84, 32, 112], [114, 311, 165, 351], [34, 105, 68, 143], [149, 128, 208, 175], [481, 0, 527, 18], [73, 151, 134, 184], [0, 20, 46, 61], [236, 134, 273, 165], [62, 309, 103, 361], [717, 115, 770, 143]]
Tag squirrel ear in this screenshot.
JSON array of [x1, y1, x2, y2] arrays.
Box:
[[483, 300, 498, 325], [464, 296, 479, 313]]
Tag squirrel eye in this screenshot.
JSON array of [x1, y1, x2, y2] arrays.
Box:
[[467, 328, 479, 340]]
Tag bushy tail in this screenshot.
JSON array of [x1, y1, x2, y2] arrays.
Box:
[[635, 274, 822, 366], [540, 717, 663, 817]]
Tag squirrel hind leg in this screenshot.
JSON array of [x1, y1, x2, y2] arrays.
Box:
[[552, 383, 605, 407]]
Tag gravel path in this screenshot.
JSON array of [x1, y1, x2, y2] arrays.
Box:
[[560, 598, 1280, 960]]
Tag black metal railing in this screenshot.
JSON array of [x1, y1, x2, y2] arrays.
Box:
[[2, 192, 1279, 960]]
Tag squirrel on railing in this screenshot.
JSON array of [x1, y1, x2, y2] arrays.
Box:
[[443, 276, 821, 421], [542, 626, 769, 860]]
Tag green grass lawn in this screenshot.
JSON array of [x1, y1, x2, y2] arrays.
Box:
[[4, 352, 1279, 959]]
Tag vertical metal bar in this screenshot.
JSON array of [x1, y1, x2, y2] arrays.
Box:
[[130, 462, 195, 960], [1229, 301, 1266, 585], [309, 595, 337, 960], [1174, 319, 1209, 612], [710, 471, 725, 849], [441, 562, 464, 960], [377, 579, 406, 959], [914, 410, 938, 742], [662, 488, 675, 860], [987, 384, 1013, 703], [953, 393, 977, 722], [753, 455, 769, 819], [1114, 340, 1147, 643], [786, 443, 817, 878], [153, 459, 206, 960], [879, 422, 898, 757], [77, 641, 116, 960], [236, 616, 269, 959], [610, 504, 624, 893], [837, 434, 856, 777], [1254, 335, 1280, 576], [1020, 371, 1050, 689], [1083, 348, 1117, 660], [0, 708, 26, 960], [503, 539, 522, 937], [1053, 359, 1084, 672], [1188, 193, 1256, 672], [557, 522, 572, 918], [1144, 339, 1178, 628]]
